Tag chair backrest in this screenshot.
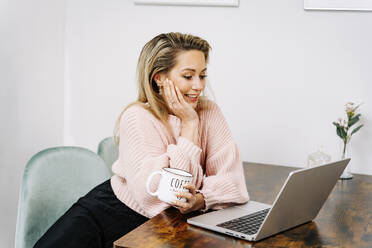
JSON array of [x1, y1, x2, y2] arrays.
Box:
[[15, 146, 111, 248], [97, 137, 119, 174]]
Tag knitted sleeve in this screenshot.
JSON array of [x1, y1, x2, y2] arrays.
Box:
[[112, 105, 203, 217], [199, 102, 250, 210]]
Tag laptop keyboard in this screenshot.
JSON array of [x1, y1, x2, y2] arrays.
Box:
[[216, 208, 270, 235]]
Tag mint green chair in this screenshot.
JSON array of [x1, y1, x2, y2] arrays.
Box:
[[97, 137, 119, 175], [15, 146, 111, 248]]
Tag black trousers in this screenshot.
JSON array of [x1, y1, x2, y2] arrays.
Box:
[[34, 179, 149, 248]]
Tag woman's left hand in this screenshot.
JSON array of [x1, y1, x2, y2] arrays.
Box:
[[172, 184, 205, 214]]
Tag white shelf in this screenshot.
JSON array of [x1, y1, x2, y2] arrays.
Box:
[[304, 0, 372, 11], [133, 0, 239, 7]]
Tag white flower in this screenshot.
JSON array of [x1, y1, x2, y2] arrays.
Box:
[[337, 118, 347, 127], [342, 119, 348, 128], [345, 102, 355, 114]]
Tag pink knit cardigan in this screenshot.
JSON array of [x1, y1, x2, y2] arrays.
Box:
[[111, 100, 249, 218]]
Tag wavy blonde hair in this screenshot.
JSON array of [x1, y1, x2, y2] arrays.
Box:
[[114, 32, 211, 143]]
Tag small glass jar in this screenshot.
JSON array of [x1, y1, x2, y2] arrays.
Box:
[[307, 147, 331, 168]]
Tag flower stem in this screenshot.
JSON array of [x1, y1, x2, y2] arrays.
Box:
[[343, 141, 347, 159]]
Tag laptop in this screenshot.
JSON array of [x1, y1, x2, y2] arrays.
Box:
[[187, 159, 350, 241]]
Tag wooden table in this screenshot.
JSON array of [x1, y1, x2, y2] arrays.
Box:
[[114, 162, 372, 247]]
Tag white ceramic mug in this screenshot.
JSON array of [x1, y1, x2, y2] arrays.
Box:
[[146, 168, 193, 204]]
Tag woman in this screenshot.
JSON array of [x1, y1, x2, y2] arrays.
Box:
[[35, 32, 249, 248]]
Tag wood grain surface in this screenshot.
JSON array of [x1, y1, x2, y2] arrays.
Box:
[[114, 162, 372, 248]]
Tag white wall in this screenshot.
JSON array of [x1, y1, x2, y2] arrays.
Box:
[[1, 0, 371, 246], [66, 0, 371, 172], [0, 0, 65, 246]]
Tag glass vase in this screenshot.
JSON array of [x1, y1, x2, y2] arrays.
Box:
[[339, 141, 352, 180]]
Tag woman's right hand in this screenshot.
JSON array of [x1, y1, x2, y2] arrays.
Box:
[[163, 78, 199, 146], [163, 78, 199, 124]]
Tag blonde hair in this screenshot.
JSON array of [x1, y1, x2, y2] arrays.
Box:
[[114, 32, 211, 143]]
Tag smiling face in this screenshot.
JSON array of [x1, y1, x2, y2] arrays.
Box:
[[164, 50, 207, 109]]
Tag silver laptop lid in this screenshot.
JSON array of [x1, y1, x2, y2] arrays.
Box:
[[255, 158, 350, 240]]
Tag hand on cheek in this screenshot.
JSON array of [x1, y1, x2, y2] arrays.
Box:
[[163, 78, 198, 123]]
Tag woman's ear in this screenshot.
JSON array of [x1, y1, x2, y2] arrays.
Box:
[[154, 73, 165, 87]]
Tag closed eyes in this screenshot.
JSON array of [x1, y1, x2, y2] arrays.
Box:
[[183, 75, 207, 80]]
